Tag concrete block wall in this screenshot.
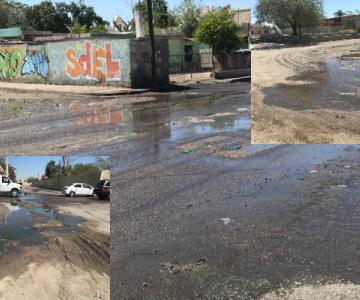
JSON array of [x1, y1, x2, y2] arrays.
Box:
[[130, 37, 169, 88], [281, 25, 346, 35], [48, 38, 131, 86], [34, 172, 101, 190], [0, 36, 169, 88]]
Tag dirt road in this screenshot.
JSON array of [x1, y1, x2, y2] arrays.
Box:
[[0, 186, 110, 300], [113, 144, 360, 299], [252, 38, 360, 144]]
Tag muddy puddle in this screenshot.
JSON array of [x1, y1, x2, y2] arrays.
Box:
[[68, 93, 250, 141], [232, 144, 360, 173], [0, 194, 82, 253], [263, 55, 360, 111]]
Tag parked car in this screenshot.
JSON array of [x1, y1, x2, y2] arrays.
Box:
[[0, 175, 22, 197], [63, 183, 94, 197], [94, 180, 110, 200]]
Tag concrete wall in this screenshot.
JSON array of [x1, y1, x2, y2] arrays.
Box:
[[282, 25, 346, 34], [130, 37, 169, 88], [0, 35, 169, 88], [0, 44, 48, 82], [213, 51, 251, 79], [34, 172, 101, 190], [48, 38, 131, 86]]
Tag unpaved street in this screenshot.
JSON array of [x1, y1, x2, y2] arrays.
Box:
[[0, 186, 110, 300], [252, 38, 360, 144], [4, 77, 360, 299], [0, 81, 250, 155], [113, 144, 360, 299]]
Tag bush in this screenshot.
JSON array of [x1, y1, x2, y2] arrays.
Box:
[[195, 9, 243, 52]]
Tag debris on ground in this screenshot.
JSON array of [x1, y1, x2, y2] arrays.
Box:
[[221, 218, 232, 225], [182, 149, 193, 154], [225, 142, 242, 151]]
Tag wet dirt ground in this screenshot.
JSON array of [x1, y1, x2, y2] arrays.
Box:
[[0, 81, 250, 155], [252, 38, 360, 144], [263, 55, 360, 111], [5, 78, 360, 298], [0, 186, 110, 299], [0, 80, 250, 299], [112, 144, 360, 299]]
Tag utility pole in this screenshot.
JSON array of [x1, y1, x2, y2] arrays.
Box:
[[5, 156, 8, 177], [146, 0, 158, 90]]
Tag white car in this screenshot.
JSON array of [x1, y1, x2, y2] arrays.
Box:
[[63, 183, 94, 197], [0, 175, 22, 197]]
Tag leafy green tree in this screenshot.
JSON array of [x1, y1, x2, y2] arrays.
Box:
[[255, 0, 324, 37], [153, 0, 171, 28], [23, 1, 71, 33], [195, 9, 242, 52], [95, 157, 111, 170], [45, 160, 58, 179], [67, 0, 108, 30], [134, 0, 175, 29], [0, 0, 28, 29], [334, 9, 345, 21], [0, 0, 115, 33], [175, 0, 202, 37], [70, 21, 87, 33], [89, 24, 107, 34], [70, 163, 100, 176], [26, 176, 37, 183]]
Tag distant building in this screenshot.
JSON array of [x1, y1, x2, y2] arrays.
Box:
[[232, 8, 251, 34], [251, 23, 271, 35], [201, 5, 251, 34], [0, 27, 24, 40], [168, 35, 209, 57], [168, 35, 211, 74]]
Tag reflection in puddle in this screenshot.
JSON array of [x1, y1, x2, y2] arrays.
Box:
[[0, 194, 82, 253], [171, 117, 250, 142], [73, 107, 127, 125], [263, 56, 360, 111]]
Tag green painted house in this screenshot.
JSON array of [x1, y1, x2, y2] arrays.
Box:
[[0, 27, 23, 40], [168, 35, 209, 56], [168, 35, 211, 74]]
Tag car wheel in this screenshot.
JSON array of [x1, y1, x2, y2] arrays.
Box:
[[70, 191, 75, 197], [11, 189, 19, 198]]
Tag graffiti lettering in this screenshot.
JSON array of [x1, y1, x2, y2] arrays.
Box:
[[21, 50, 49, 78], [65, 42, 120, 81], [0, 49, 22, 81]]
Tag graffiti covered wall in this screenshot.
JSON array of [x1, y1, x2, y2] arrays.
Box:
[[0, 38, 131, 86], [48, 39, 130, 85], [0, 45, 49, 81], [0, 36, 168, 87]]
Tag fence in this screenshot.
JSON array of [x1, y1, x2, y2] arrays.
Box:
[[169, 50, 213, 75], [213, 51, 251, 79], [169, 49, 251, 77]]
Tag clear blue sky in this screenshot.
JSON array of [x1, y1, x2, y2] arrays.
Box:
[[7, 156, 107, 180], [20, 0, 359, 23]]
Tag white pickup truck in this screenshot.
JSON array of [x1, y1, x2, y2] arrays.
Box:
[[0, 175, 22, 197]]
